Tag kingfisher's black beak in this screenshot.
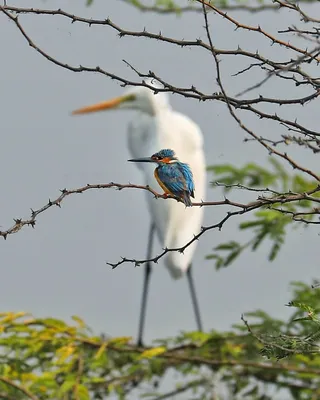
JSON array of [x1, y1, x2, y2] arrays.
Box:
[[128, 157, 154, 163]]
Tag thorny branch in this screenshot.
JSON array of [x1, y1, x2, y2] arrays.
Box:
[[3, 3, 320, 179], [1, 4, 320, 142], [1, 181, 319, 266], [1, 6, 320, 90], [1, 2, 320, 267], [197, 0, 320, 61], [1, 3, 320, 145], [0, 182, 184, 239]]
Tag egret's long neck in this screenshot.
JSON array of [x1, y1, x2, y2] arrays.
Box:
[[146, 93, 172, 116]]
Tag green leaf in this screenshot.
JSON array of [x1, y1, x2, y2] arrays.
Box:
[[58, 378, 76, 396], [214, 241, 240, 251], [71, 315, 86, 328], [139, 346, 166, 359], [77, 384, 90, 400]]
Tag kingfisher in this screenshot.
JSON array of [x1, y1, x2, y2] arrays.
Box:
[[128, 149, 195, 207]]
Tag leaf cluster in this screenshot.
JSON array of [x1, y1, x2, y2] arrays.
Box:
[[207, 158, 320, 269], [1, 284, 320, 400]]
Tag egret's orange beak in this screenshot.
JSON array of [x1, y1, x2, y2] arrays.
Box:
[[71, 94, 134, 115]]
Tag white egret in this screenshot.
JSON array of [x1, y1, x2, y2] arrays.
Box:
[[72, 79, 206, 346]]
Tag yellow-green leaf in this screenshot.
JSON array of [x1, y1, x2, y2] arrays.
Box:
[[107, 336, 132, 345], [139, 346, 166, 359], [71, 315, 86, 328], [94, 342, 108, 359]]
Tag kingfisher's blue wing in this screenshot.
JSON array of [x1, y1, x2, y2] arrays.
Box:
[[157, 162, 195, 198], [156, 166, 186, 196], [178, 162, 195, 197]]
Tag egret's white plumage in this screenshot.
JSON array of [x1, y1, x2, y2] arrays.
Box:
[[72, 79, 206, 279]]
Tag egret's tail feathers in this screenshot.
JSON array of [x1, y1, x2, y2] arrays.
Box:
[[164, 240, 197, 280], [164, 256, 190, 279]]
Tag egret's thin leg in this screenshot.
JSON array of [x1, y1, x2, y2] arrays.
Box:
[[137, 222, 155, 347], [186, 265, 203, 332]]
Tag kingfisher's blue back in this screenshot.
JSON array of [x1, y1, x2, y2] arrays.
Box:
[[153, 151, 195, 207]]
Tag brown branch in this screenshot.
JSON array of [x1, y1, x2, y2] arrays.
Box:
[[0, 182, 181, 239], [0, 377, 39, 400], [244, 134, 320, 154], [124, 60, 320, 107], [273, 0, 320, 23], [271, 206, 320, 224], [0, 5, 295, 69], [76, 335, 320, 376], [107, 186, 320, 268], [0, 177, 318, 268], [214, 181, 282, 195], [2, 5, 318, 83], [196, 0, 320, 62], [2, 3, 320, 143], [2, 2, 320, 266], [7, 317, 320, 380], [0, 180, 282, 239], [122, 62, 320, 143], [194, 2, 320, 184]]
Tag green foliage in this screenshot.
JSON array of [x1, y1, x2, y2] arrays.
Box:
[[244, 282, 320, 362], [207, 157, 320, 269], [1, 283, 320, 400], [86, 0, 183, 12], [85, 0, 320, 11], [8, 2, 320, 400], [208, 159, 284, 190]]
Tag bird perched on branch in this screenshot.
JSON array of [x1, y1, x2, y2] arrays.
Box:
[[72, 79, 206, 346], [128, 149, 195, 207]]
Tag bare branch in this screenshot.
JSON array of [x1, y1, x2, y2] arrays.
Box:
[[2, 1, 320, 273], [107, 186, 320, 268], [196, 0, 320, 62], [0, 377, 39, 400]]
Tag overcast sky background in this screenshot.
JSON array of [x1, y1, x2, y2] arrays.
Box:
[[0, 0, 319, 367]]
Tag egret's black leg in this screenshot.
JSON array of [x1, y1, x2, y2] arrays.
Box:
[[137, 222, 155, 347], [186, 264, 203, 332]]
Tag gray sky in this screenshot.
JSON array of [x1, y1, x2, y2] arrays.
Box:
[[0, 0, 319, 350]]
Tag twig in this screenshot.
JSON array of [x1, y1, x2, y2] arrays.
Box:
[[107, 186, 320, 268], [196, 0, 320, 62], [0, 377, 39, 400], [197, 1, 320, 184], [0, 182, 179, 239]]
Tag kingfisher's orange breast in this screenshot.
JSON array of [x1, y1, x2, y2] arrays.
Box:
[[154, 169, 175, 197]]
